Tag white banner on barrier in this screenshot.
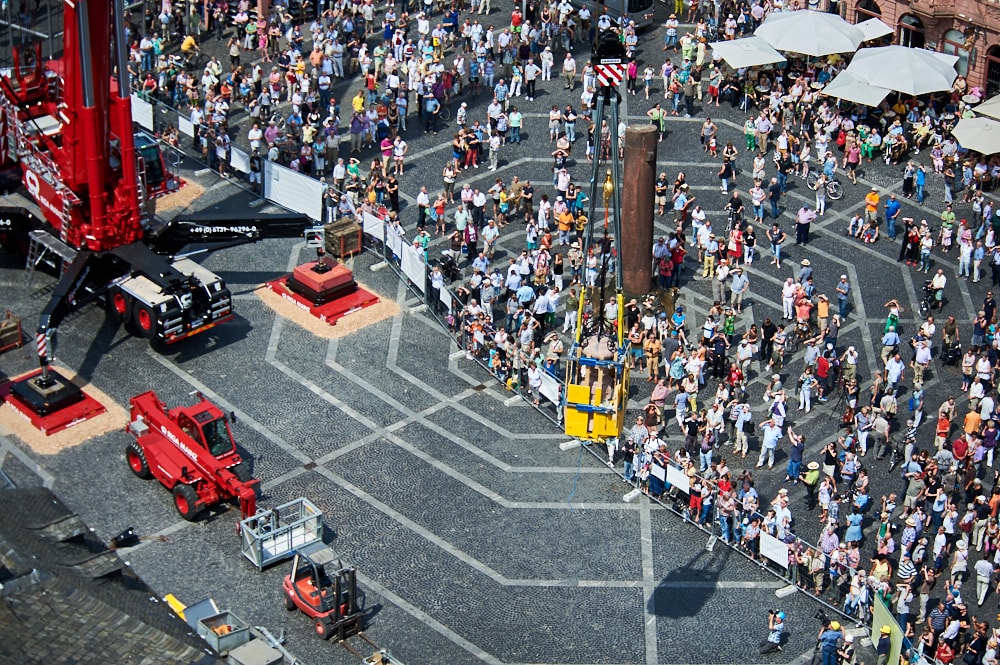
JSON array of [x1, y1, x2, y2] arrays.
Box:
[[178, 116, 194, 137], [759, 531, 790, 568], [230, 147, 250, 174], [401, 243, 425, 292], [386, 229, 403, 257], [666, 464, 690, 494], [130, 94, 154, 131], [439, 285, 452, 312], [263, 160, 323, 221], [363, 211, 384, 238], [540, 372, 560, 404], [650, 464, 666, 481]]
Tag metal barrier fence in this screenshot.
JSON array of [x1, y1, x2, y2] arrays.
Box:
[[613, 445, 883, 631], [355, 202, 878, 632], [358, 207, 566, 426]]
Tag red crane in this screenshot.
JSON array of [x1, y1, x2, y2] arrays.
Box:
[[0, 1, 316, 423]]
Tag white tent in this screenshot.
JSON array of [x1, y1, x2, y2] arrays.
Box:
[[709, 36, 787, 69], [820, 70, 892, 108], [952, 117, 1000, 156], [845, 45, 958, 96], [754, 10, 865, 57], [856, 17, 893, 41], [973, 95, 1000, 121]]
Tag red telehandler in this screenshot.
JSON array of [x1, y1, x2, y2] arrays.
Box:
[[126, 390, 259, 521]]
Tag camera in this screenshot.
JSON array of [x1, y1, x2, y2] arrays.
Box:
[[815, 610, 831, 626], [768, 609, 779, 615]]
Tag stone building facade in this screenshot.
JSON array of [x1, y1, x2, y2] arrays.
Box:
[[847, 0, 997, 97]]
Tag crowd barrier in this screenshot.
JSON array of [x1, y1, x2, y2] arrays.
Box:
[[132, 93, 331, 223], [359, 207, 566, 426]]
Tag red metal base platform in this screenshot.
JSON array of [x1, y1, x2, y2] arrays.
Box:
[[264, 276, 381, 326], [0, 370, 108, 435]]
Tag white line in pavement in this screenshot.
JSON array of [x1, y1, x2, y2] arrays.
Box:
[[640, 502, 659, 665]]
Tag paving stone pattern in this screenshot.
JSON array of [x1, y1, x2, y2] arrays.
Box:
[[3, 0, 989, 662]]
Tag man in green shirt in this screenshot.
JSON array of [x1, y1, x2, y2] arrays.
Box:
[[940, 203, 956, 236], [799, 460, 821, 510]]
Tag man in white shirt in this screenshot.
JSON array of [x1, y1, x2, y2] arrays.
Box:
[[562, 53, 576, 90], [885, 353, 905, 393], [246, 122, 263, 151], [415, 186, 431, 230], [929, 269, 947, 310], [757, 419, 781, 469], [781, 278, 797, 320], [911, 340, 932, 387]]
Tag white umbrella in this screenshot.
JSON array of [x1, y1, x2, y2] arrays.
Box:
[[856, 17, 893, 41], [973, 95, 1000, 121], [845, 46, 958, 96], [754, 10, 865, 57], [951, 117, 1000, 156], [709, 36, 786, 69], [820, 70, 891, 108]]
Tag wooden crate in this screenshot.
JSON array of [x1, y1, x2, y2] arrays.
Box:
[[0, 312, 22, 354], [324, 220, 363, 258]]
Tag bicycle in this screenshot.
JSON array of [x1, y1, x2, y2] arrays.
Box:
[[268, 111, 286, 131], [437, 103, 452, 122], [783, 320, 814, 355], [182, 48, 207, 70], [805, 172, 844, 201], [918, 280, 938, 318], [886, 436, 904, 472]]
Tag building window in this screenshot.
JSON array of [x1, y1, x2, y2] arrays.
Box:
[[898, 14, 925, 49], [941, 29, 970, 77], [987, 45, 1000, 99], [855, 0, 880, 23]]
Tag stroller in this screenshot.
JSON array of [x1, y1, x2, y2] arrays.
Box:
[[942, 340, 962, 366], [436, 254, 462, 283]]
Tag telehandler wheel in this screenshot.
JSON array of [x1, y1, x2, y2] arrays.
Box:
[[172, 484, 201, 520], [232, 462, 252, 483], [126, 441, 152, 479]]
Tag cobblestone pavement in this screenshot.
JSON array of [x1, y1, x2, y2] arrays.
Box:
[[1, 1, 989, 663]]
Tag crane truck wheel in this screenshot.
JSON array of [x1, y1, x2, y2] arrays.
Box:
[[172, 484, 201, 520], [126, 441, 153, 479], [315, 620, 333, 640], [107, 288, 130, 323], [132, 303, 157, 339]]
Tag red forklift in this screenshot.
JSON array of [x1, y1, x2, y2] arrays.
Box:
[[282, 542, 362, 641]]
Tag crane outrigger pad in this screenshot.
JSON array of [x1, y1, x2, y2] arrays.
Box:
[[0, 369, 106, 434], [264, 262, 380, 327]]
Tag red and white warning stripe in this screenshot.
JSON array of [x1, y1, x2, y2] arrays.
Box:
[[594, 63, 626, 88]]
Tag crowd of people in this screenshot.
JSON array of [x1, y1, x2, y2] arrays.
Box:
[[113, 0, 1000, 659]]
